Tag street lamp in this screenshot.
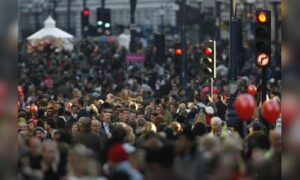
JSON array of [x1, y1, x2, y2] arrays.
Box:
[[270, 0, 281, 67]]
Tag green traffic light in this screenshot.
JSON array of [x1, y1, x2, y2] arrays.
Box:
[[104, 23, 110, 28], [97, 21, 103, 26]]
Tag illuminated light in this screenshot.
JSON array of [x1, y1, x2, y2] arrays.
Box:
[[257, 12, 267, 23], [97, 21, 103, 26], [175, 48, 183, 56], [83, 10, 90, 16], [105, 23, 111, 28], [204, 47, 213, 55]]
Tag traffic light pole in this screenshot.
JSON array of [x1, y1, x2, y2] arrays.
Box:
[[227, 1, 245, 136], [130, 0, 137, 53], [261, 67, 267, 102], [180, 0, 187, 90], [83, 0, 86, 9], [210, 78, 214, 98]]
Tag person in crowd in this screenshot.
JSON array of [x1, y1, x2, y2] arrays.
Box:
[[208, 117, 231, 138], [101, 109, 114, 139], [73, 117, 102, 154], [70, 123, 79, 138], [215, 95, 227, 120], [77, 98, 90, 119], [66, 105, 79, 128], [243, 121, 270, 160], [107, 144, 143, 180], [33, 127, 46, 141], [44, 118, 56, 140]]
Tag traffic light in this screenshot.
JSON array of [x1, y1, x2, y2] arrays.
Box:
[[97, 8, 111, 35], [202, 40, 216, 79], [175, 48, 183, 56], [255, 10, 271, 67], [81, 8, 90, 35]]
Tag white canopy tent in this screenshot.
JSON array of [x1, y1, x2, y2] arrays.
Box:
[[27, 16, 74, 50], [27, 16, 74, 40]]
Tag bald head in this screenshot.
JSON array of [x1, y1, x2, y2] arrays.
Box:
[[91, 120, 101, 134]]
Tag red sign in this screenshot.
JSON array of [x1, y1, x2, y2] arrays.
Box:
[[126, 53, 145, 63], [256, 53, 270, 67]]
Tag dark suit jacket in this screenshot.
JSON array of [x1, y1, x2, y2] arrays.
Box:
[[73, 131, 102, 153], [77, 108, 90, 119], [100, 122, 114, 138]]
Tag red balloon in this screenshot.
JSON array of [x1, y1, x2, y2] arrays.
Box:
[[282, 96, 300, 129], [247, 85, 257, 96], [18, 86, 24, 97], [234, 94, 256, 121], [262, 99, 281, 124], [29, 104, 38, 114]]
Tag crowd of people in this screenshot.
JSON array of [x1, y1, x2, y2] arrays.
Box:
[[18, 37, 281, 180]]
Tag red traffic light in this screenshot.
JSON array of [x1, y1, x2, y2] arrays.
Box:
[[175, 48, 183, 56], [83, 9, 90, 16], [257, 12, 267, 23], [204, 47, 213, 56]]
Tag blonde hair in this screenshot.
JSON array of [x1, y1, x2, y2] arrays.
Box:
[[116, 122, 136, 145], [169, 122, 183, 134], [141, 122, 157, 134]]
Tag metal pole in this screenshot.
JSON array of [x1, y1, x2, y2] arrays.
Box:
[[83, 0, 86, 9], [180, 0, 187, 89], [227, 0, 239, 134], [216, 0, 221, 41], [53, 0, 57, 20], [130, 0, 137, 53], [261, 67, 267, 102], [198, 2, 202, 43], [102, 0, 105, 8], [67, 0, 71, 32], [210, 78, 214, 98], [273, 2, 280, 67]]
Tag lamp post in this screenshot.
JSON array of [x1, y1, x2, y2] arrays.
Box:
[[180, 0, 187, 89], [271, 0, 281, 67], [216, 0, 222, 41], [195, 0, 203, 43], [130, 0, 137, 53]]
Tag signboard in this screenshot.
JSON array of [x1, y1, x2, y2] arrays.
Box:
[[256, 53, 270, 67], [126, 53, 145, 63]]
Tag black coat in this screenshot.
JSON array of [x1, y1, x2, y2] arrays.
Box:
[[73, 132, 102, 154]]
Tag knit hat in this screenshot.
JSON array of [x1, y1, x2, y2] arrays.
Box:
[[108, 144, 128, 163]]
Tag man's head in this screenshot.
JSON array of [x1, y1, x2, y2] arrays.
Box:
[[211, 117, 222, 133], [106, 93, 114, 102], [248, 121, 262, 134], [71, 105, 78, 114], [28, 137, 41, 156], [44, 118, 56, 131], [33, 127, 45, 140], [122, 108, 131, 122], [91, 120, 101, 134], [102, 110, 112, 123], [78, 117, 92, 132]]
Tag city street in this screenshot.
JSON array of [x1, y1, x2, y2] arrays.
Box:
[[17, 0, 283, 180]]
